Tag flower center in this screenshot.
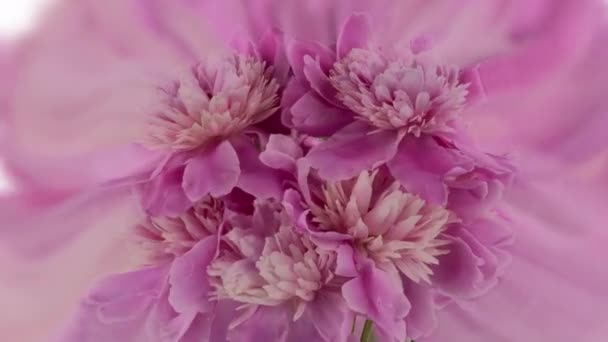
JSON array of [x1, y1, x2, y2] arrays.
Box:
[[330, 48, 468, 136], [207, 202, 335, 320], [145, 54, 280, 150], [133, 196, 224, 264], [310, 170, 453, 283]]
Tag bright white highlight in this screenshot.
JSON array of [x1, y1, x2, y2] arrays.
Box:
[[0, 1, 52, 39]]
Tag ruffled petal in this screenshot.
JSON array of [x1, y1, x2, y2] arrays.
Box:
[[168, 236, 217, 314], [388, 136, 459, 205], [232, 137, 284, 199], [182, 141, 241, 202], [307, 292, 355, 342], [260, 134, 303, 173], [303, 55, 343, 107], [288, 92, 353, 136], [286, 39, 336, 84], [140, 165, 192, 217], [307, 122, 400, 181], [425, 179, 608, 342], [402, 280, 437, 340], [56, 265, 169, 342], [342, 261, 410, 341], [431, 234, 485, 300], [228, 306, 291, 342], [337, 13, 372, 59]]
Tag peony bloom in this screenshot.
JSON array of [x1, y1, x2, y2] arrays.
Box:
[[58, 193, 356, 342], [1, 0, 607, 342], [258, 133, 512, 340], [134, 33, 289, 217]]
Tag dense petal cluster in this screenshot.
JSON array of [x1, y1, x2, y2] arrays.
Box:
[[55, 11, 517, 342], [308, 169, 453, 283], [133, 195, 224, 264], [146, 55, 280, 151], [331, 48, 468, 135], [208, 202, 337, 324]]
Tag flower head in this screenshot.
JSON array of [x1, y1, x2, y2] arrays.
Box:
[[208, 200, 337, 325], [146, 55, 280, 151], [309, 169, 454, 283], [331, 48, 468, 136], [133, 195, 224, 264]]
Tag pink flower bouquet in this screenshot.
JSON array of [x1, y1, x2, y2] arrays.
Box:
[[1, 1, 608, 341]]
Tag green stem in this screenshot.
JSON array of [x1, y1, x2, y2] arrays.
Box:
[[360, 320, 374, 342]]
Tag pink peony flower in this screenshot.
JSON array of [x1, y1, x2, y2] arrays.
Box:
[[58, 193, 356, 342], [1, 1, 608, 342], [134, 33, 289, 217], [259, 134, 513, 340]]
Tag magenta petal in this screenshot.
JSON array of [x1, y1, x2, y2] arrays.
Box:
[[140, 166, 192, 217], [402, 280, 437, 340], [460, 65, 486, 103], [257, 29, 290, 85], [182, 140, 240, 201], [86, 266, 167, 318], [281, 78, 309, 128], [260, 134, 303, 172], [289, 92, 353, 136], [307, 292, 354, 342], [428, 178, 608, 342], [456, 227, 504, 295], [431, 235, 485, 300], [335, 244, 358, 277], [231, 137, 284, 199], [146, 292, 199, 342], [287, 39, 336, 83], [307, 122, 400, 181], [337, 14, 372, 59], [303, 56, 343, 107], [388, 136, 465, 205], [177, 313, 213, 342], [448, 179, 504, 223], [475, 0, 595, 96], [342, 261, 410, 341], [168, 236, 217, 314], [57, 265, 170, 342], [228, 306, 290, 342]]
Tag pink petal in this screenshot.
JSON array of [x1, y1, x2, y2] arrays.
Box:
[[427, 178, 608, 341], [0, 187, 142, 258], [182, 140, 240, 201], [388, 136, 465, 205], [307, 122, 400, 181], [342, 261, 410, 341], [286, 39, 335, 83], [335, 244, 358, 277], [232, 137, 284, 199], [0, 194, 147, 341], [402, 280, 437, 340], [3, 142, 163, 194], [228, 306, 291, 342], [303, 56, 343, 107], [431, 235, 485, 300], [280, 78, 309, 128], [337, 13, 372, 59], [260, 134, 303, 172], [90, 267, 168, 323], [474, 0, 596, 96], [257, 29, 290, 85], [289, 92, 353, 136], [56, 265, 169, 342], [307, 292, 355, 342], [140, 166, 192, 217], [168, 236, 217, 314]]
